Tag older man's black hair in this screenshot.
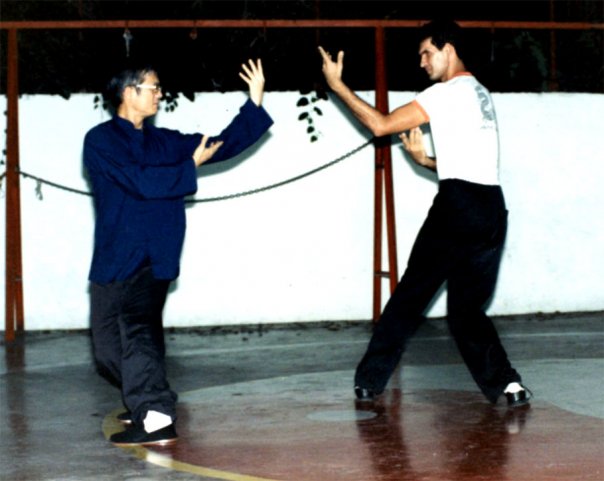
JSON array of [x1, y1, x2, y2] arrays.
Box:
[[105, 65, 158, 110]]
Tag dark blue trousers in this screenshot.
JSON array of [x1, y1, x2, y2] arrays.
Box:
[[355, 179, 521, 403], [90, 264, 177, 424]]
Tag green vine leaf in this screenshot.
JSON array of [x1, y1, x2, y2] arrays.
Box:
[[296, 88, 328, 142]]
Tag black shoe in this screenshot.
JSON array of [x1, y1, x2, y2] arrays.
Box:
[[505, 385, 532, 407], [354, 386, 375, 401], [117, 411, 133, 425], [110, 424, 178, 447]]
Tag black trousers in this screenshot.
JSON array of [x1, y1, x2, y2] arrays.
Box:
[[90, 264, 177, 424], [355, 179, 521, 403]]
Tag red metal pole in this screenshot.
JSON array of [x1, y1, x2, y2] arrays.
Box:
[[373, 26, 399, 322], [379, 27, 399, 296], [373, 142, 384, 321], [5, 28, 24, 342]]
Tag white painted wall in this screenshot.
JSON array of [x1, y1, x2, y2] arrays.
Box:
[[1, 91, 603, 330]]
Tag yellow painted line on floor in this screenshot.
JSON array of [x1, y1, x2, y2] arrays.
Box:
[[139, 449, 281, 481], [103, 410, 280, 481]]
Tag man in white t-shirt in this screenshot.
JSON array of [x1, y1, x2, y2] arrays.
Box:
[[319, 19, 531, 407]]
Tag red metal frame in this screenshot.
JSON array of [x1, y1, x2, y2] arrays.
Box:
[[2, 19, 603, 339]]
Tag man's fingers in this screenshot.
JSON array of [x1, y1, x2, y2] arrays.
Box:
[[197, 136, 223, 153], [243, 59, 259, 76], [240, 59, 264, 84], [410, 127, 423, 143], [209, 141, 223, 152], [318, 46, 336, 62], [240, 63, 254, 82], [252, 58, 263, 76]]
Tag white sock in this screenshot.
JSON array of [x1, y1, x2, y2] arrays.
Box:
[[504, 382, 524, 394], [143, 410, 172, 433]]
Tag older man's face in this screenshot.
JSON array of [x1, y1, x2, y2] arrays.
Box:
[[127, 72, 163, 118]]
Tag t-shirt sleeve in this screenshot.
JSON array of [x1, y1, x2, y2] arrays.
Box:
[[414, 83, 446, 123]]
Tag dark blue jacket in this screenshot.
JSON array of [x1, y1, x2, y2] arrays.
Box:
[[84, 99, 273, 283]]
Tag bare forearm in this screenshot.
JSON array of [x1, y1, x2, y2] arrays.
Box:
[[319, 46, 424, 136], [329, 80, 388, 136], [329, 79, 426, 137]]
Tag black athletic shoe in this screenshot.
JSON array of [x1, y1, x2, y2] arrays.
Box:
[[116, 411, 132, 425], [354, 386, 375, 401], [505, 385, 533, 407], [110, 424, 178, 447]]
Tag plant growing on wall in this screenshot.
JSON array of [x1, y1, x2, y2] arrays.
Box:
[[297, 88, 328, 142]]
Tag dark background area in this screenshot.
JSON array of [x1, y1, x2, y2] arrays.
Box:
[[1, 0, 603, 102]]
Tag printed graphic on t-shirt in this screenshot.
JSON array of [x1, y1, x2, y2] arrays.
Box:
[[475, 84, 496, 130]]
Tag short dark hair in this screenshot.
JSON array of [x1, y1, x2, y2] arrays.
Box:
[[418, 19, 466, 60], [105, 65, 157, 109]]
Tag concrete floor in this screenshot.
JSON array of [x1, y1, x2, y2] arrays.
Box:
[[1, 311, 603, 481]]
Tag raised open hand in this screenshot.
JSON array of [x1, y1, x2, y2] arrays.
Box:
[[318, 46, 344, 89], [239, 59, 265, 106]]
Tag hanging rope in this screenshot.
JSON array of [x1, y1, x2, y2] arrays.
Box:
[[18, 170, 92, 196], [11, 138, 374, 203], [187, 138, 373, 203]]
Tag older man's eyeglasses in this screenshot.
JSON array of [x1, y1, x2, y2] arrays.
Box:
[[135, 84, 162, 94]]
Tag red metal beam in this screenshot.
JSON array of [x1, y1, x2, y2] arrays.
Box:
[[0, 19, 602, 30]]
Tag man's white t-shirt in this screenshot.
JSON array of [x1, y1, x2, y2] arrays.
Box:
[[414, 73, 500, 186]]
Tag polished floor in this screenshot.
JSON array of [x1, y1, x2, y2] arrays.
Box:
[[2, 312, 603, 481]]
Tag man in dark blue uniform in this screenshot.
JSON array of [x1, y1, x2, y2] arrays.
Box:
[[84, 59, 272, 446]]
